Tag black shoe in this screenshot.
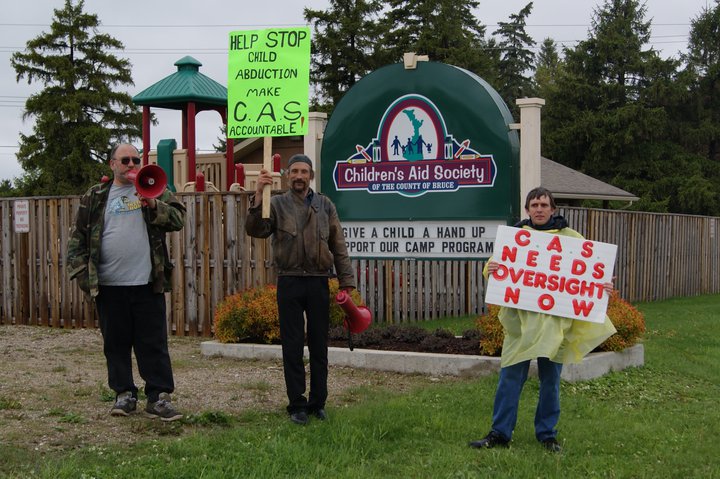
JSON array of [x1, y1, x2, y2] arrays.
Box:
[[145, 392, 183, 422], [469, 431, 510, 449], [110, 391, 137, 416], [541, 437, 562, 453], [289, 411, 308, 425], [312, 408, 327, 421]]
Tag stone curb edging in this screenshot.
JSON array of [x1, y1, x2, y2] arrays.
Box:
[[200, 341, 644, 382]]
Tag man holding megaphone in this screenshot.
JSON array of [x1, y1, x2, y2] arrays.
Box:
[[67, 143, 186, 422]]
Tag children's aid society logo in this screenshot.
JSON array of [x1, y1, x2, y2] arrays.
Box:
[[333, 94, 497, 197]]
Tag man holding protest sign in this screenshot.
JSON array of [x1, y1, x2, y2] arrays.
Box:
[[245, 154, 356, 425], [469, 187, 616, 453]]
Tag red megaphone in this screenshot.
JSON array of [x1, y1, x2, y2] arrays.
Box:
[[126, 164, 167, 199], [336, 290, 372, 334]]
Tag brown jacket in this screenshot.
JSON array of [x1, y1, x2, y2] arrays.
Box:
[[245, 189, 355, 289]]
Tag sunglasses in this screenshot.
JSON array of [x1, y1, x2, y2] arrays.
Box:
[[117, 156, 141, 166]]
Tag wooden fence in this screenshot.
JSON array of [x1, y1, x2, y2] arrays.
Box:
[[561, 208, 720, 302], [1, 194, 718, 336]]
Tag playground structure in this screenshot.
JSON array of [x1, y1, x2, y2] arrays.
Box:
[[132, 56, 327, 193]]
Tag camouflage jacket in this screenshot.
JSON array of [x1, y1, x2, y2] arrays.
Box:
[[245, 189, 356, 289], [66, 180, 186, 298]]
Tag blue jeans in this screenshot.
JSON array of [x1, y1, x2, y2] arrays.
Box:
[[491, 358, 563, 442]]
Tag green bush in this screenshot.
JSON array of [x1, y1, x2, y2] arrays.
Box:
[[213, 279, 368, 343], [475, 290, 645, 356]]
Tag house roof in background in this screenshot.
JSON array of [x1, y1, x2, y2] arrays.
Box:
[[541, 157, 639, 203]]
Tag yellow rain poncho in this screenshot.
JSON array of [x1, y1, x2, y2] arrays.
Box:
[[485, 226, 617, 368]]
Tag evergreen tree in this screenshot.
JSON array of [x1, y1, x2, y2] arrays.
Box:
[[534, 38, 560, 100], [0, 180, 14, 198], [213, 124, 227, 153], [682, 2, 720, 165], [381, 0, 497, 78], [11, 0, 141, 196], [541, 0, 695, 213], [492, 2, 536, 116], [304, 0, 385, 113], [679, 1, 720, 215], [543, 0, 657, 169], [533, 38, 565, 157]]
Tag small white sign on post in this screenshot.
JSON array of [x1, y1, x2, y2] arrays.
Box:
[[485, 226, 617, 323], [13, 200, 30, 233]]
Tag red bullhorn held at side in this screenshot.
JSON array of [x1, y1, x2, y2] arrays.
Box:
[[335, 290, 372, 334], [126, 164, 167, 199]]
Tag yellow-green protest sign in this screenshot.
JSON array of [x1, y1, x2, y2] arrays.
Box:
[[227, 27, 311, 138]]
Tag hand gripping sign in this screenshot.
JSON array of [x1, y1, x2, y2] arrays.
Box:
[[485, 226, 617, 323]]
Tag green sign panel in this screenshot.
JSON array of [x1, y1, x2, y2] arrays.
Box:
[[227, 28, 311, 138], [321, 61, 520, 259]]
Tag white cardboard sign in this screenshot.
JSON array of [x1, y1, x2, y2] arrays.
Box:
[[485, 226, 617, 323], [13, 200, 29, 233]]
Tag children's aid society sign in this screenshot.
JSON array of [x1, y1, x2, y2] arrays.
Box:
[[485, 226, 617, 323], [322, 61, 521, 260], [227, 27, 310, 138]]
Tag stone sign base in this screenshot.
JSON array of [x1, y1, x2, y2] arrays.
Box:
[[201, 341, 644, 383]]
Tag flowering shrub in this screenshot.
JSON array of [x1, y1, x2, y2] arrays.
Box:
[[475, 290, 645, 356], [214, 279, 367, 343], [597, 290, 646, 352], [476, 304, 504, 356], [213, 285, 280, 344]]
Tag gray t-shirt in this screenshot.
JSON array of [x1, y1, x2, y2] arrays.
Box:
[[98, 183, 152, 286]]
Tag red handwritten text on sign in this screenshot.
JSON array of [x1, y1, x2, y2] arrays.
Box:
[[484, 226, 617, 323]]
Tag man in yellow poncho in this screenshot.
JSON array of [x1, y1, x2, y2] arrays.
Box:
[[469, 187, 617, 453]]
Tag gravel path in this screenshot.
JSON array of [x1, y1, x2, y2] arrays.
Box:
[[0, 324, 458, 454]]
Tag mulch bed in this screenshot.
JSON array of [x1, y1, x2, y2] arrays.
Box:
[[327, 325, 483, 355]]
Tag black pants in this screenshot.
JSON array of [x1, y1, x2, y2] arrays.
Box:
[[96, 284, 174, 403], [277, 276, 329, 414]]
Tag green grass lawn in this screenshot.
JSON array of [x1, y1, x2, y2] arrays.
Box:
[[403, 314, 478, 334], [4, 295, 720, 478]]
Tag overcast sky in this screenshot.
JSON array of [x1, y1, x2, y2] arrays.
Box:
[[0, 0, 712, 182]]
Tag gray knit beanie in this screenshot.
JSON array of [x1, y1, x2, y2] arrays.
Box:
[[287, 154, 313, 169]]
